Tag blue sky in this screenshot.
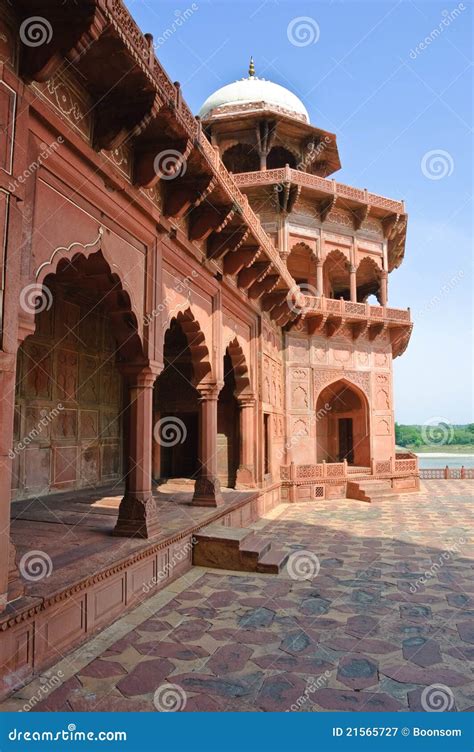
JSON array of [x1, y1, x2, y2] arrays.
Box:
[[126, 0, 472, 424]]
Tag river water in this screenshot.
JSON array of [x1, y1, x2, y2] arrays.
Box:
[[416, 453, 474, 469]]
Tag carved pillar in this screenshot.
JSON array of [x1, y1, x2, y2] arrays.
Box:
[[236, 394, 256, 489], [316, 259, 324, 297], [259, 152, 267, 171], [114, 368, 160, 538], [350, 265, 357, 302], [0, 369, 23, 610], [192, 383, 223, 506], [380, 271, 388, 306], [152, 409, 161, 481]]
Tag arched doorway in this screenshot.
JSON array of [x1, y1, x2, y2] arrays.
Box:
[[222, 143, 260, 173], [356, 257, 381, 303], [217, 351, 239, 488], [153, 317, 200, 482], [12, 250, 144, 500], [316, 380, 370, 466], [323, 250, 350, 300]]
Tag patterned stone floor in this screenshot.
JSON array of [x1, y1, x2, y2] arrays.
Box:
[[2, 481, 473, 712]]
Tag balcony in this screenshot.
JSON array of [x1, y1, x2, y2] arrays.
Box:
[[292, 295, 412, 356], [233, 167, 407, 270]]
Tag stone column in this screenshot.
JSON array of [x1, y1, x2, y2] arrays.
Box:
[[316, 260, 324, 297], [192, 383, 223, 506], [380, 271, 388, 306], [0, 369, 23, 610], [114, 368, 159, 538], [236, 394, 256, 489], [350, 265, 357, 302]]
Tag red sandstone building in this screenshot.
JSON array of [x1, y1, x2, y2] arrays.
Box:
[[0, 1, 417, 696]]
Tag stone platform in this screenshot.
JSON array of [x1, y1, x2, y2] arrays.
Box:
[[1, 480, 472, 712], [0, 483, 281, 698]]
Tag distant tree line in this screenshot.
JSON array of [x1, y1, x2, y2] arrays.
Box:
[[395, 423, 474, 448]]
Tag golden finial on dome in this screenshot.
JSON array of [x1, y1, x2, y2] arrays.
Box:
[[248, 56, 255, 77]]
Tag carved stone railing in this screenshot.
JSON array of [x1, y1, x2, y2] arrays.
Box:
[[420, 467, 473, 480], [234, 167, 405, 216], [281, 453, 419, 483], [304, 296, 411, 324]]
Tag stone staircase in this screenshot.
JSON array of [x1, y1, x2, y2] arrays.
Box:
[[193, 524, 289, 574], [347, 478, 400, 503]]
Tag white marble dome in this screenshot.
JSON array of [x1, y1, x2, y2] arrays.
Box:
[[198, 74, 309, 123]]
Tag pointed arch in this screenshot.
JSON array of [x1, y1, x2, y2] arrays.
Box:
[[356, 256, 382, 303], [173, 307, 213, 386], [225, 337, 251, 397], [323, 249, 350, 299], [316, 378, 371, 466]]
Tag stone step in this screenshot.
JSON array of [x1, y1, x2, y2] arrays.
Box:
[[347, 478, 399, 503], [193, 524, 281, 573], [239, 533, 271, 568], [357, 480, 393, 491], [257, 548, 289, 574]]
